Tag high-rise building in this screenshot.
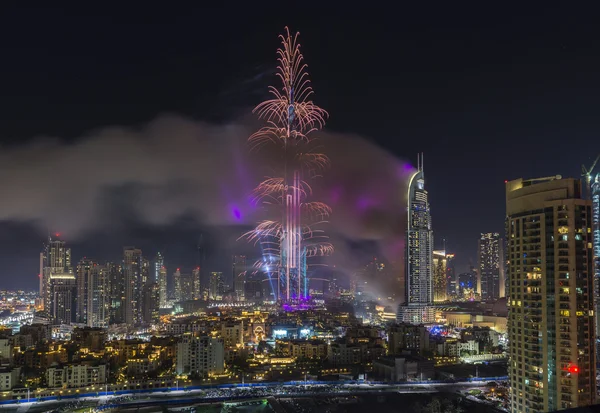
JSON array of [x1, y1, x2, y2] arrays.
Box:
[[49, 273, 76, 325], [432, 250, 447, 302], [142, 282, 159, 324], [107, 263, 124, 324], [159, 265, 168, 308], [173, 268, 182, 302], [192, 267, 201, 300], [446, 253, 456, 297], [88, 264, 110, 328], [506, 176, 596, 412], [209, 272, 224, 300], [399, 154, 434, 324], [41, 235, 72, 311], [233, 255, 246, 301], [76, 259, 96, 324], [478, 233, 503, 301], [593, 174, 600, 359], [154, 252, 164, 283], [123, 247, 144, 325]]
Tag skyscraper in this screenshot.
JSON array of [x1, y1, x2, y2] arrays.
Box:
[[49, 273, 76, 325], [399, 154, 434, 324], [159, 265, 168, 308], [209, 272, 224, 300], [123, 247, 144, 325], [142, 282, 159, 324], [446, 253, 456, 297], [41, 235, 72, 311], [173, 268, 182, 302], [233, 255, 246, 301], [506, 176, 595, 412], [192, 267, 201, 300], [88, 264, 110, 328], [154, 252, 164, 283], [107, 262, 124, 324], [592, 174, 600, 360], [478, 233, 502, 301], [432, 250, 447, 302], [76, 258, 96, 324]]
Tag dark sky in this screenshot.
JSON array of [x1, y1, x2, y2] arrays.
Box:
[[0, 4, 598, 289]]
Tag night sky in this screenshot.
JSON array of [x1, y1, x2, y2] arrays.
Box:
[[0, 5, 598, 290]]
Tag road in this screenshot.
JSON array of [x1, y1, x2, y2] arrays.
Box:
[[0, 378, 505, 412]]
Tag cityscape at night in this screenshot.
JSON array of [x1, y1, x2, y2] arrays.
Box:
[[0, 4, 599, 413]]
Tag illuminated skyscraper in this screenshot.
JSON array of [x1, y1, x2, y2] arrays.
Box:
[[233, 255, 246, 301], [49, 273, 76, 325], [478, 232, 503, 301], [123, 247, 144, 325], [155, 253, 168, 308], [192, 267, 201, 300], [506, 176, 595, 412], [432, 250, 447, 302], [88, 264, 110, 328], [76, 258, 96, 324], [107, 262, 124, 324], [41, 235, 72, 311], [154, 252, 164, 283], [173, 268, 182, 302], [399, 154, 434, 324], [446, 253, 456, 297], [209, 272, 224, 300], [592, 174, 600, 358]]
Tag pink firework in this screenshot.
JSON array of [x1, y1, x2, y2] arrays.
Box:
[[240, 27, 332, 302]]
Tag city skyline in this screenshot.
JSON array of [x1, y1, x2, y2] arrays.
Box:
[[0, 5, 596, 289]]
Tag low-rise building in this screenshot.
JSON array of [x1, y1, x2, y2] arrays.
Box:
[[0, 367, 21, 390], [46, 363, 107, 388], [176, 334, 224, 378], [373, 356, 434, 382]]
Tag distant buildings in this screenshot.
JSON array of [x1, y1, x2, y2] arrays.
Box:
[[446, 253, 456, 297], [478, 233, 504, 300], [399, 154, 434, 324], [506, 176, 595, 412], [48, 273, 76, 325]]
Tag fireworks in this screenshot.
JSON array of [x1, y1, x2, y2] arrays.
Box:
[[241, 27, 332, 302]]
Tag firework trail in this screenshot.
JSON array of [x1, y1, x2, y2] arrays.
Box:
[[241, 28, 332, 302]]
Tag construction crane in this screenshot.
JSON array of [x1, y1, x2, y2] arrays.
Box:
[[582, 155, 600, 200]]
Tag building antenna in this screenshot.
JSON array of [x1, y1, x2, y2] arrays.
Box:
[[417, 153, 420, 171]]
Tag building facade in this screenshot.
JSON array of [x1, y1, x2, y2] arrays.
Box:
[[233, 255, 246, 301], [209, 272, 224, 300], [478, 233, 504, 301], [506, 176, 595, 413], [432, 250, 447, 302], [176, 334, 224, 377], [41, 236, 72, 312], [123, 247, 144, 325], [399, 154, 434, 324]]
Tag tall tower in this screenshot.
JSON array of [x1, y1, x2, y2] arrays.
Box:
[[76, 258, 96, 324], [154, 252, 164, 283], [399, 154, 434, 323], [209, 272, 223, 300], [123, 247, 143, 325], [432, 250, 447, 302], [88, 264, 110, 328], [242, 28, 331, 304], [49, 273, 76, 325], [41, 235, 72, 311], [159, 265, 168, 307], [173, 268, 182, 302], [506, 176, 595, 412], [446, 253, 456, 298], [233, 255, 246, 301], [108, 262, 124, 324], [478, 233, 501, 301], [192, 267, 201, 300], [592, 174, 600, 362]]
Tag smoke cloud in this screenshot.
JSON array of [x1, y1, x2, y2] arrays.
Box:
[[0, 115, 412, 296]]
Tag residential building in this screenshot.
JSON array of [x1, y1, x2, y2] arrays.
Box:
[[506, 176, 595, 412]]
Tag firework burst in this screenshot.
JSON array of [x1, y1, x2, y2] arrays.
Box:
[[240, 27, 332, 302]]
